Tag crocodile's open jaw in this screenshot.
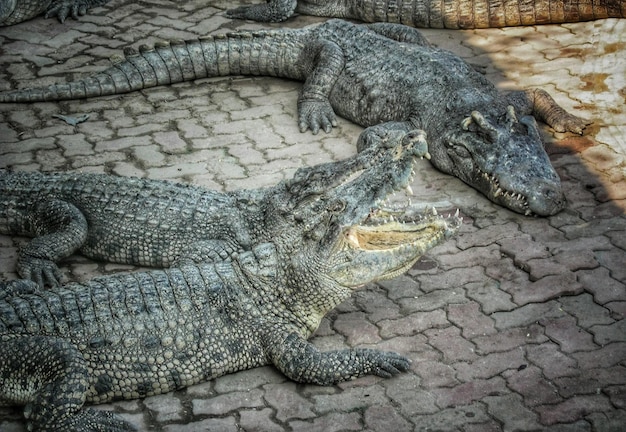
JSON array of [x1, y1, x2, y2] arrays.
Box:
[[329, 207, 461, 287], [277, 129, 460, 289]]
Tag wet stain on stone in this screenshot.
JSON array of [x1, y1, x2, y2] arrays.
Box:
[[558, 47, 589, 58], [580, 73, 610, 92], [604, 42, 625, 54], [619, 87, 626, 104]]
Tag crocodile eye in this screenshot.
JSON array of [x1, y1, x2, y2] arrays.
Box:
[[328, 199, 346, 213], [520, 115, 542, 141], [448, 144, 471, 158]]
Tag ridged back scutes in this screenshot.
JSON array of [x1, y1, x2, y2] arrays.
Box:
[[153, 41, 184, 84], [124, 46, 158, 88], [0, 265, 225, 339], [138, 44, 171, 86], [346, 0, 626, 29], [0, 27, 309, 102]]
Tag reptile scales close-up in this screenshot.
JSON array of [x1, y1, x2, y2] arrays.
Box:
[[0, 0, 625, 431]]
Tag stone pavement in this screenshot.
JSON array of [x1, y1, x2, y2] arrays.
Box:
[[0, 2, 624, 431]]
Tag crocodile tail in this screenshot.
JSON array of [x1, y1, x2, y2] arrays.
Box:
[[343, 0, 626, 29], [0, 30, 307, 103]]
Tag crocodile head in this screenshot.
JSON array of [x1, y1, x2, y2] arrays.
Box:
[[272, 130, 461, 287], [248, 130, 460, 334], [432, 105, 565, 216]]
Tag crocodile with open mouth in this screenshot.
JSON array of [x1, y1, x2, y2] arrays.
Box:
[[0, 130, 460, 431]]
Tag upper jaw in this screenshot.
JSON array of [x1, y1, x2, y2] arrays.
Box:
[[441, 137, 565, 216], [476, 169, 565, 216]]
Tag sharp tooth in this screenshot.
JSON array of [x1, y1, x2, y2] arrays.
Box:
[[454, 209, 460, 217], [525, 209, 533, 216], [494, 187, 503, 198], [405, 184, 413, 195], [431, 207, 438, 215]]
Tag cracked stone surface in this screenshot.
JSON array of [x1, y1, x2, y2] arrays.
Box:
[[0, 2, 625, 431]]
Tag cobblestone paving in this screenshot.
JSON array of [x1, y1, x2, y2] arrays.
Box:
[[0, 2, 625, 431]]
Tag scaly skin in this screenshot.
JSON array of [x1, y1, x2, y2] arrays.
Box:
[[0, 0, 111, 26], [226, 0, 626, 29], [0, 20, 588, 215], [0, 131, 461, 431], [0, 125, 431, 288]]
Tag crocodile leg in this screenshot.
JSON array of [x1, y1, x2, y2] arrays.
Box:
[[14, 199, 88, 287], [0, 334, 135, 431], [297, 40, 345, 134], [225, 0, 297, 22], [506, 88, 590, 135], [365, 22, 432, 46], [267, 331, 410, 385]]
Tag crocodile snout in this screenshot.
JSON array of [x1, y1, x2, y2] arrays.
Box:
[[527, 180, 566, 216]]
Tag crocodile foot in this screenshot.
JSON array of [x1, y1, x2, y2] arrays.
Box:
[[45, 0, 90, 22], [225, 1, 295, 22], [17, 256, 63, 288], [297, 98, 338, 134], [549, 111, 590, 135], [355, 349, 412, 378]]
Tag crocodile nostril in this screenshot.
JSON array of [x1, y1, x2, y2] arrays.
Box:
[[527, 181, 566, 216]]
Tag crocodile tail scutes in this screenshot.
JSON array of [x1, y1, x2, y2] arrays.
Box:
[[0, 30, 306, 103], [350, 0, 626, 29]]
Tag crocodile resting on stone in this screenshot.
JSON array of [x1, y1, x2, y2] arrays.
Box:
[[0, 124, 432, 288], [0, 20, 586, 216], [0, 0, 110, 26], [226, 0, 626, 28], [0, 20, 587, 216], [1, 0, 624, 27], [0, 132, 461, 432]]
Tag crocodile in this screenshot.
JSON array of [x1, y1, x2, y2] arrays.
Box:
[[226, 0, 626, 29], [0, 20, 587, 216], [0, 0, 111, 26], [2, 0, 624, 27], [0, 123, 434, 288], [0, 131, 461, 432]]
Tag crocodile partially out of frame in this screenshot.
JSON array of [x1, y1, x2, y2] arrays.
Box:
[[0, 124, 432, 288], [2, 0, 624, 27], [0, 0, 111, 26], [226, 0, 626, 29], [0, 20, 587, 216], [0, 131, 461, 432]]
